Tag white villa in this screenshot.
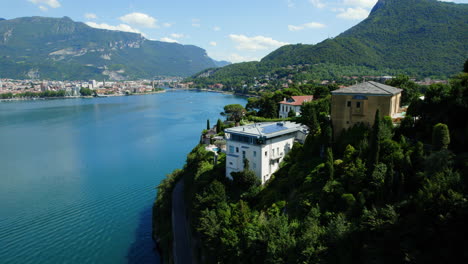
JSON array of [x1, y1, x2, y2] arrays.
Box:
[[225, 122, 308, 184], [278, 96, 314, 118]]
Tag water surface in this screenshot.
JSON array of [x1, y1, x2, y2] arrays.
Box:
[[0, 90, 245, 263]]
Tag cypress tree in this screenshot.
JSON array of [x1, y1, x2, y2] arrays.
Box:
[[207, 119, 210, 130], [325, 147, 334, 180], [216, 119, 223, 134], [369, 109, 381, 169], [432, 123, 450, 151]]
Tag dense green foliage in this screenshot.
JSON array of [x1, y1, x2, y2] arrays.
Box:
[[264, 0, 467, 78], [246, 83, 333, 119], [221, 104, 247, 124], [189, 0, 467, 88], [0, 90, 67, 99], [0, 16, 218, 80], [79, 88, 93, 96], [153, 69, 468, 263], [152, 169, 182, 264]]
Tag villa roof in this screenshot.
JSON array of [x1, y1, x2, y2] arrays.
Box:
[[279, 95, 314, 106], [331, 81, 402, 96], [225, 122, 307, 139]]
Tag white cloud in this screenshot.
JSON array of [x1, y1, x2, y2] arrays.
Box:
[[213, 26, 221, 31], [337, 7, 370, 19], [85, 22, 142, 34], [288, 22, 326, 31], [119, 12, 157, 28], [287, 0, 295, 8], [229, 34, 289, 51], [227, 53, 260, 63], [29, 0, 60, 9], [209, 41, 217, 47], [160, 37, 178, 43], [309, 0, 325, 8], [331, 7, 345, 12], [343, 0, 377, 8], [84, 13, 97, 19], [170, 33, 185, 39], [163, 22, 173, 28], [39, 5, 48, 11]]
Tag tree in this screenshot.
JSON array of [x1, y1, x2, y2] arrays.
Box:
[[216, 119, 223, 134], [385, 75, 419, 105], [231, 158, 260, 192], [79, 87, 93, 96], [432, 123, 450, 151], [288, 108, 296, 118], [300, 102, 320, 134], [221, 104, 246, 125], [207, 119, 211, 130], [325, 147, 334, 180], [369, 109, 381, 169]]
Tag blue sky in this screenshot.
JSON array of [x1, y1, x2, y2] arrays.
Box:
[[3, 0, 467, 62]]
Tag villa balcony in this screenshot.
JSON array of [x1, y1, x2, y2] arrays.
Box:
[[270, 152, 284, 161]]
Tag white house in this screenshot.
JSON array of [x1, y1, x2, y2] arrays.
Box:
[[278, 96, 314, 118], [225, 122, 308, 184]]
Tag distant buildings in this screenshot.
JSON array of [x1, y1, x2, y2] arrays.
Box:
[[225, 122, 308, 184], [89, 80, 97, 90], [278, 95, 314, 118], [331, 81, 402, 137]]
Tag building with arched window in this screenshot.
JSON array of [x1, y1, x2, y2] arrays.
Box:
[[331, 81, 402, 137]]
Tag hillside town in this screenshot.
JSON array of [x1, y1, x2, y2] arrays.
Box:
[[0, 77, 184, 99]]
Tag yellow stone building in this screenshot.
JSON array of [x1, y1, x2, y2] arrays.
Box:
[[331, 81, 402, 137]]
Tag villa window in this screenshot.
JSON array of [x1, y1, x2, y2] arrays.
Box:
[[229, 146, 234, 153], [253, 151, 256, 157], [356, 102, 361, 108], [347, 101, 351, 107], [265, 151, 267, 157], [253, 163, 256, 169], [242, 151, 246, 159], [236, 147, 239, 153]]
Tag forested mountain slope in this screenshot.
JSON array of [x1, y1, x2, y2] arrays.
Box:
[[192, 0, 467, 86], [0, 16, 218, 80]]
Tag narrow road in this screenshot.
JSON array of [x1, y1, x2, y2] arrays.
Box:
[[172, 179, 193, 264]]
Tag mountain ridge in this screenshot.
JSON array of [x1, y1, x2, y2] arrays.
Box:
[[191, 0, 467, 86], [0, 16, 221, 80]]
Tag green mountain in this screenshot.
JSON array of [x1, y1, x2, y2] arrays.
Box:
[[0, 16, 219, 80], [193, 0, 467, 85]]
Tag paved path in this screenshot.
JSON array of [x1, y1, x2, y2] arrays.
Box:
[[172, 179, 193, 264]]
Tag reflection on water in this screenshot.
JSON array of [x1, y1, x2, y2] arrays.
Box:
[[0, 91, 246, 263]]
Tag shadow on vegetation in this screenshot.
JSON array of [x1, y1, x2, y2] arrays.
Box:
[[126, 206, 161, 264]]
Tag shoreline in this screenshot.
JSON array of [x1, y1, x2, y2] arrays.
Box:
[[169, 87, 258, 98], [0, 89, 166, 102]]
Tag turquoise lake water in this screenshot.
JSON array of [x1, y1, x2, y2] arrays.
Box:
[[0, 90, 246, 263]]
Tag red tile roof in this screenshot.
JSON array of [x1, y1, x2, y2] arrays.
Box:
[[279, 95, 314, 106]]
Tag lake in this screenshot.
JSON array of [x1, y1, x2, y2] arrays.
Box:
[[0, 90, 246, 263]]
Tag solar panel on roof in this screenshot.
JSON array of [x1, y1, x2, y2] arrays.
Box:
[[262, 124, 288, 134]]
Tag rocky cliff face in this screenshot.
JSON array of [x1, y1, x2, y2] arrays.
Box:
[[0, 16, 218, 80]]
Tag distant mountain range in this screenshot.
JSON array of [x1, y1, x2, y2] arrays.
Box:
[[0, 16, 226, 80], [193, 0, 467, 84]]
